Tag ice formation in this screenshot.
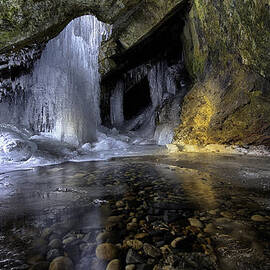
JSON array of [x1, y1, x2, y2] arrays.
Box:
[[109, 58, 187, 144], [0, 124, 37, 162], [0, 15, 183, 170], [0, 16, 111, 146], [110, 80, 124, 127]]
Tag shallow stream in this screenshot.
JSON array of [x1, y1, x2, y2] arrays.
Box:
[[0, 153, 270, 270]]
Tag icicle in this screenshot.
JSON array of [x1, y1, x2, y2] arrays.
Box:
[[110, 80, 124, 127]]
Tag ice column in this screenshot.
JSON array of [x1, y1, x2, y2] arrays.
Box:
[[110, 80, 124, 127], [31, 16, 111, 145]]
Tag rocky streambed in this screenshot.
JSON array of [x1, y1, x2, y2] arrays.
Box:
[[0, 153, 270, 270]]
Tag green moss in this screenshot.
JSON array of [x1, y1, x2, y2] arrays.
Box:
[[0, 0, 148, 53], [176, 0, 270, 147], [183, 0, 270, 79]]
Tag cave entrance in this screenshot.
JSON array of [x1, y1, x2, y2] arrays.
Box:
[[123, 77, 152, 121]]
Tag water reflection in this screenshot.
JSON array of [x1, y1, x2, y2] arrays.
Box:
[[164, 165, 218, 209], [0, 154, 270, 269]]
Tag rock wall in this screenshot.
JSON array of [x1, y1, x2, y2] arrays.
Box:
[[99, 0, 186, 76], [1, 0, 270, 147], [0, 0, 143, 52], [174, 0, 270, 146]]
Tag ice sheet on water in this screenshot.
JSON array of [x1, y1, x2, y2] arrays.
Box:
[[0, 125, 167, 173]]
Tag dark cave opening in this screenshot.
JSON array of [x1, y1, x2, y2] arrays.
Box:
[[100, 4, 192, 127], [123, 77, 152, 121]]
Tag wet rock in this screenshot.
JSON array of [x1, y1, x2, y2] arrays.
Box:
[[82, 232, 95, 243], [49, 256, 73, 270], [204, 223, 216, 234], [106, 216, 124, 231], [143, 243, 161, 258], [80, 244, 96, 261], [90, 258, 107, 269], [80, 243, 96, 254], [135, 233, 148, 240], [27, 254, 44, 265], [123, 195, 136, 202], [49, 234, 62, 242], [220, 211, 233, 219], [64, 240, 82, 263], [47, 249, 61, 262], [208, 209, 219, 215], [171, 237, 186, 249], [96, 243, 118, 261], [126, 249, 145, 264], [49, 239, 62, 249], [75, 256, 92, 270], [41, 228, 53, 240], [237, 209, 247, 216], [152, 201, 182, 210], [116, 200, 125, 207], [51, 223, 72, 236], [131, 217, 137, 223], [127, 222, 138, 231], [96, 232, 116, 244], [126, 240, 143, 250], [146, 216, 160, 223], [160, 245, 170, 254], [188, 218, 203, 228], [156, 240, 165, 248], [107, 216, 123, 224], [29, 261, 50, 270], [106, 259, 121, 270], [251, 215, 268, 222], [63, 237, 76, 246], [125, 265, 136, 270], [215, 217, 231, 224], [137, 264, 153, 270], [139, 220, 146, 226], [163, 211, 181, 223], [31, 238, 48, 255]]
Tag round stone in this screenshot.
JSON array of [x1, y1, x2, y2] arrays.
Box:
[[49, 256, 73, 270], [49, 239, 62, 249], [116, 200, 125, 207], [41, 228, 53, 240], [126, 240, 143, 250], [106, 259, 121, 270], [135, 233, 148, 240], [96, 232, 114, 243], [127, 222, 138, 231], [47, 249, 61, 262], [143, 243, 161, 258], [96, 243, 118, 261], [63, 237, 76, 245], [171, 237, 185, 249], [204, 223, 216, 234], [188, 218, 203, 228], [251, 215, 268, 222], [125, 265, 136, 270]]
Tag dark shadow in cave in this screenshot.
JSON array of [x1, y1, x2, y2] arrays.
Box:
[[123, 77, 152, 121], [100, 2, 192, 126], [102, 1, 191, 80]]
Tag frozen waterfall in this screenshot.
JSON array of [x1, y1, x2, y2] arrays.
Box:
[[30, 16, 111, 145], [0, 14, 181, 171], [0, 16, 111, 146]]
